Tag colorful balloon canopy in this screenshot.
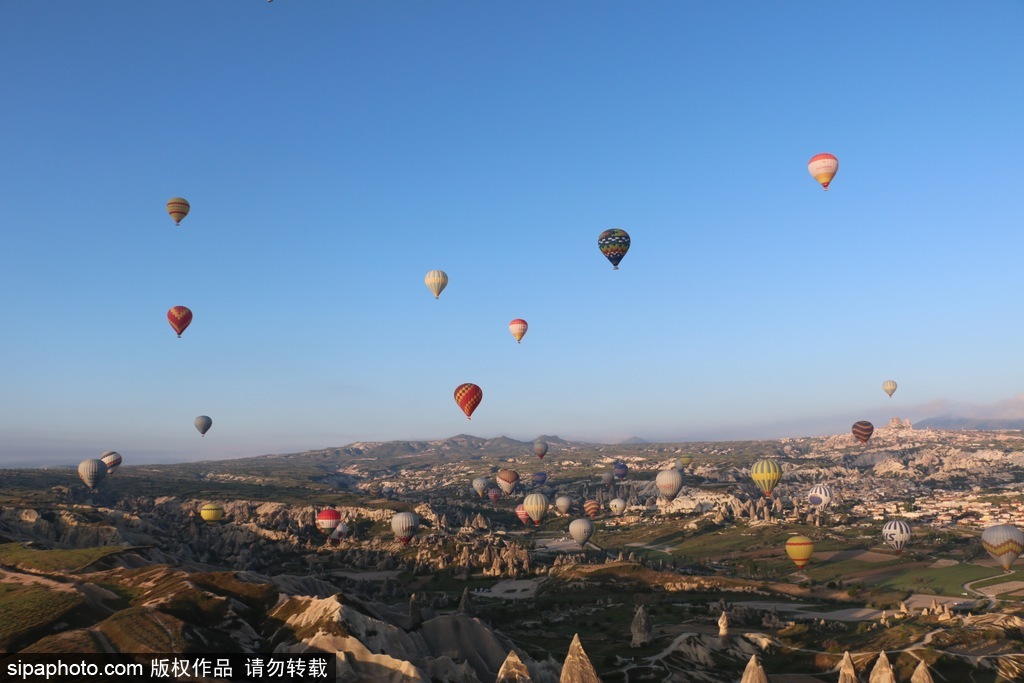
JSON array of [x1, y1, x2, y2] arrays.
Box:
[[509, 319, 528, 343], [167, 306, 193, 338], [472, 477, 488, 498], [200, 503, 224, 524], [515, 504, 532, 526], [316, 509, 342, 536], [194, 415, 212, 436], [454, 383, 482, 420], [100, 451, 122, 475], [391, 512, 419, 545], [750, 459, 782, 498], [523, 493, 549, 526], [78, 458, 107, 489], [656, 468, 684, 502], [609, 498, 627, 516], [807, 153, 838, 191], [852, 421, 874, 443], [166, 197, 190, 225], [487, 488, 502, 503], [424, 270, 448, 299], [981, 524, 1024, 573], [598, 228, 630, 269], [329, 522, 350, 543], [555, 495, 572, 514], [569, 518, 594, 547], [496, 469, 520, 495], [533, 440, 548, 459], [675, 454, 694, 469], [808, 484, 833, 509], [584, 500, 601, 518], [613, 461, 628, 480], [883, 380, 898, 398], [882, 520, 912, 554], [786, 535, 814, 569], [532, 471, 548, 487]]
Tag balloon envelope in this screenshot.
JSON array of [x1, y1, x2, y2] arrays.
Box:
[[981, 524, 1024, 572], [523, 493, 549, 526], [598, 228, 630, 269], [391, 512, 419, 545], [533, 440, 548, 459], [569, 518, 594, 547], [509, 319, 528, 343], [515, 504, 532, 526], [78, 458, 107, 489], [609, 498, 627, 516], [601, 472, 614, 488], [807, 153, 839, 191], [100, 451, 122, 475], [751, 459, 782, 498], [555, 495, 572, 514], [496, 469, 520, 495], [532, 472, 548, 487], [613, 462, 628, 480], [584, 500, 601, 518], [167, 306, 193, 337], [852, 421, 874, 443], [808, 484, 833, 509], [656, 469, 683, 502], [316, 509, 342, 535], [676, 454, 693, 469], [883, 380, 897, 397], [454, 383, 482, 419], [194, 415, 213, 436], [166, 197, 190, 225], [487, 488, 502, 503], [472, 477, 488, 498], [200, 503, 224, 524], [786, 535, 814, 569], [424, 270, 448, 299], [882, 520, 912, 554]]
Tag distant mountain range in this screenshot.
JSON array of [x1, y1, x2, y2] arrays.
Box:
[[915, 416, 1024, 431]]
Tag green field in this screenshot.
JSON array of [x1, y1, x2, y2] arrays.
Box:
[[0, 543, 127, 573], [875, 563, 1002, 596], [0, 583, 85, 650]]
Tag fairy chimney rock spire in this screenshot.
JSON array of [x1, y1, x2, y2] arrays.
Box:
[[869, 651, 896, 683], [837, 651, 858, 683], [910, 660, 935, 683], [740, 655, 769, 683], [496, 650, 533, 683], [560, 634, 600, 683]]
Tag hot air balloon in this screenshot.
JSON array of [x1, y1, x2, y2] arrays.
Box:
[[515, 504, 532, 526], [100, 451, 122, 475], [472, 477, 488, 498], [555, 495, 572, 514], [598, 228, 630, 269], [329, 522, 350, 543], [454, 383, 482, 420], [656, 469, 684, 502], [675, 454, 694, 469], [882, 520, 912, 554], [194, 415, 212, 437], [167, 306, 192, 338], [852, 421, 874, 443], [391, 512, 419, 545], [509, 319, 528, 343], [166, 197, 190, 225], [981, 524, 1024, 573], [532, 472, 548, 487], [786, 535, 814, 569], [488, 488, 503, 503], [367, 482, 383, 497], [533, 440, 548, 460], [609, 498, 627, 516], [316, 509, 342, 536], [424, 270, 448, 299], [584, 500, 601, 518], [613, 461, 628, 480], [601, 472, 615, 489], [883, 380, 897, 398], [808, 484, 833, 509], [496, 469, 520, 496], [569, 518, 594, 547], [750, 459, 782, 498], [807, 153, 838, 191], [200, 503, 224, 524], [523, 493, 549, 526], [78, 459, 107, 489]]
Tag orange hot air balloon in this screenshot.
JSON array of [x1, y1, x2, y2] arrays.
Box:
[[807, 153, 839, 191], [509, 319, 528, 343], [852, 420, 874, 444], [454, 383, 482, 419], [786, 535, 815, 569], [167, 306, 193, 338], [166, 197, 190, 225]]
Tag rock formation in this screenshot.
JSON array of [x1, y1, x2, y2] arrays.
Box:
[[869, 651, 896, 683], [631, 605, 652, 647], [496, 650, 533, 682], [740, 655, 768, 683], [718, 611, 728, 637], [837, 651, 858, 683], [560, 633, 600, 683]]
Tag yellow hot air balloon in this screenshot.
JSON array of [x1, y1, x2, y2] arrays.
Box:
[[786, 535, 814, 569], [883, 380, 897, 397], [424, 270, 448, 299], [807, 153, 838, 191], [750, 459, 782, 498], [166, 197, 190, 225], [200, 503, 224, 524]]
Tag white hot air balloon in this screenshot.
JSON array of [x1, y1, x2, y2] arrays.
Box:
[[982, 524, 1024, 573], [391, 512, 419, 545], [655, 469, 683, 502], [609, 498, 627, 516], [78, 458, 107, 490], [100, 451, 122, 475], [807, 484, 834, 509], [569, 518, 594, 547], [883, 380, 897, 398], [555, 495, 572, 514], [882, 520, 913, 554], [523, 493, 549, 526], [424, 270, 448, 299], [472, 477, 488, 498]]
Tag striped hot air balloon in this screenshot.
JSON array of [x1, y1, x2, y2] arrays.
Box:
[[523, 493, 549, 526], [424, 270, 448, 299], [656, 468, 684, 502], [883, 380, 897, 397], [750, 459, 782, 498], [852, 421, 874, 443], [584, 499, 601, 518], [981, 524, 1024, 573], [555, 495, 572, 514], [509, 319, 528, 343], [391, 512, 419, 545], [569, 518, 594, 547], [496, 469, 520, 496], [882, 520, 912, 554], [807, 153, 839, 191], [100, 451, 122, 475], [515, 504, 532, 526], [609, 498, 627, 516], [786, 535, 815, 569], [472, 477, 488, 498], [200, 503, 224, 524], [807, 484, 833, 509], [487, 488, 502, 503], [167, 306, 192, 338], [598, 228, 630, 269], [454, 383, 482, 419], [166, 197, 190, 225], [316, 509, 342, 536], [78, 459, 107, 489]]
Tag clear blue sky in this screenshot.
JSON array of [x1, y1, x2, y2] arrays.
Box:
[[2, 2, 1022, 466]]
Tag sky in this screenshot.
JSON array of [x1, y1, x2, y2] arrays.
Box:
[[2, 2, 1023, 466]]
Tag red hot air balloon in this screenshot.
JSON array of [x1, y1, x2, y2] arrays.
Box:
[[515, 504, 532, 526], [167, 306, 193, 338], [807, 153, 839, 191], [487, 488, 502, 503], [454, 383, 482, 419], [509, 319, 528, 343], [852, 421, 874, 443]]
